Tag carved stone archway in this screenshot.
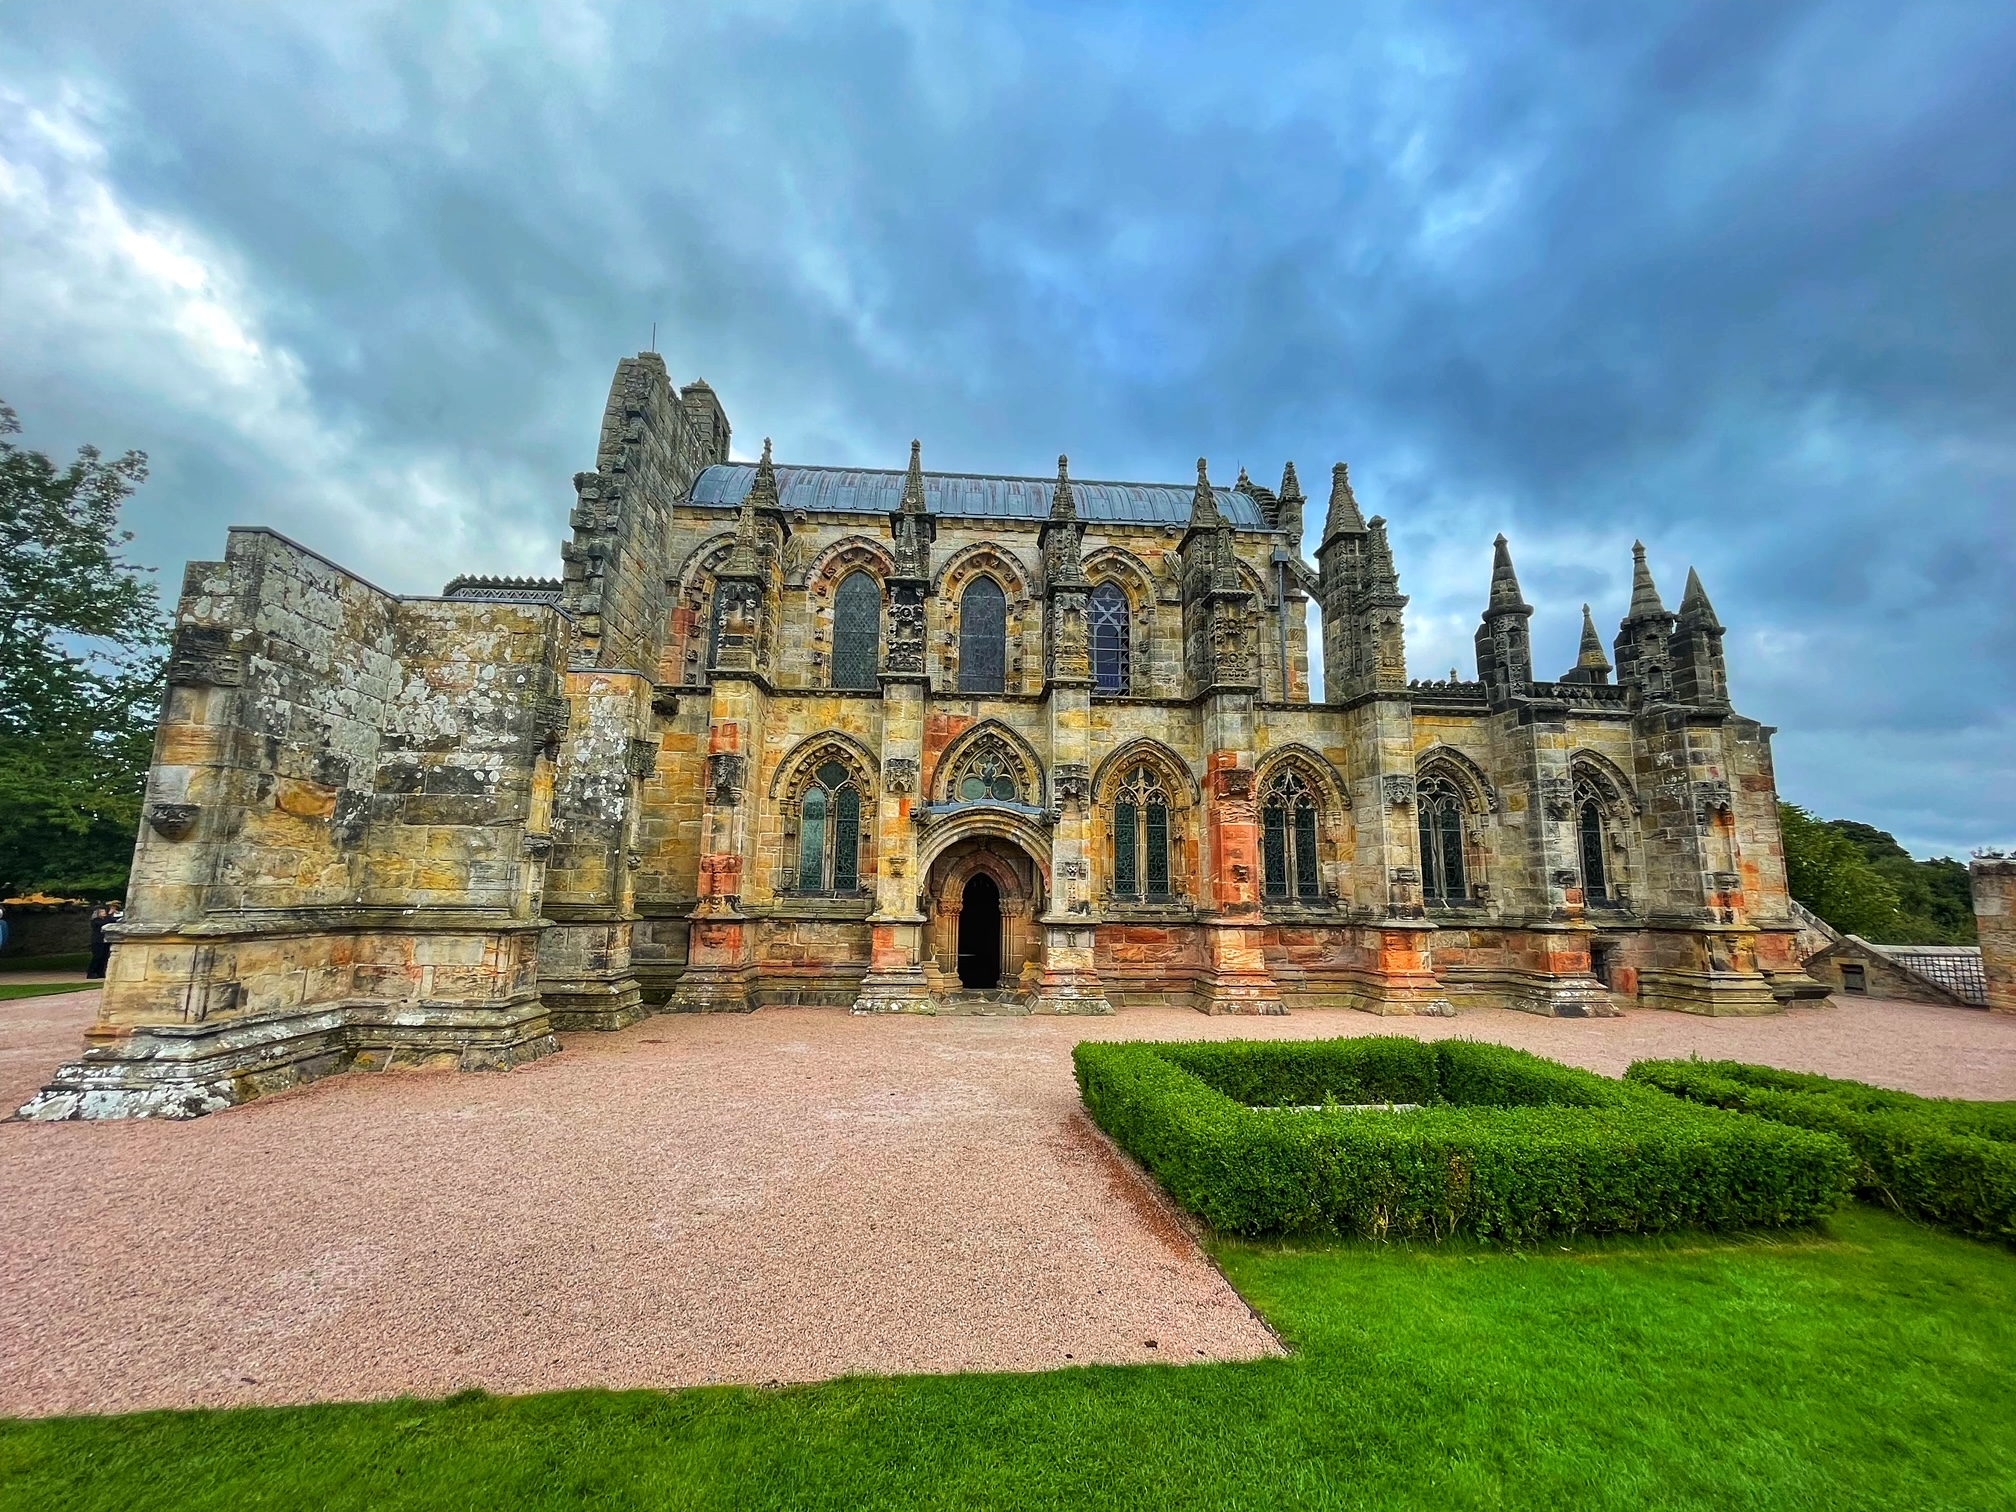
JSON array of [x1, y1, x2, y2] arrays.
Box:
[[922, 836, 1043, 997]]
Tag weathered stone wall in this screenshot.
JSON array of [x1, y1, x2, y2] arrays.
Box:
[[1972, 856, 2016, 1013]]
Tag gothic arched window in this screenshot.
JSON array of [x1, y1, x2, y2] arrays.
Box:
[[958, 577, 1008, 694], [796, 761, 863, 892], [1417, 773, 1469, 904], [1261, 768, 1323, 901], [1091, 582, 1130, 694], [1578, 796, 1609, 904], [1111, 767, 1171, 899], [831, 570, 881, 690]]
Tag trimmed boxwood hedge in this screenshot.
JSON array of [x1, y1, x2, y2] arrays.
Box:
[[1073, 1037, 1854, 1242], [1626, 1059, 2016, 1244]]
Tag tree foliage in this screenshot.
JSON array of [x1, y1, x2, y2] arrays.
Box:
[[1778, 802, 1903, 940], [1778, 804, 1978, 945], [0, 403, 167, 898]]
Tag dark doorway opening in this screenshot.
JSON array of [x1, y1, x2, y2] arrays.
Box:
[[1590, 940, 1614, 989], [957, 874, 1002, 989]]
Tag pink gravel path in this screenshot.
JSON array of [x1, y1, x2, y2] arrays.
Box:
[[2, 990, 2012, 1418]]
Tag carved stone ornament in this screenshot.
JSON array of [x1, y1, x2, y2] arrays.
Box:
[[1390, 866, 1420, 884], [1054, 762, 1091, 810], [1540, 777, 1574, 821], [1382, 774, 1416, 807], [627, 736, 660, 781], [1693, 779, 1733, 822], [1058, 859, 1088, 881], [1551, 868, 1579, 887], [535, 694, 572, 750], [522, 832, 554, 861], [650, 685, 680, 719], [707, 752, 747, 804], [145, 801, 200, 840], [884, 757, 918, 795], [165, 625, 245, 688], [1214, 767, 1255, 800]]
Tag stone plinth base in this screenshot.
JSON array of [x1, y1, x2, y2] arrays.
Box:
[[1436, 967, 1622, 1018], [19, 995, 557, 1121], [540, 978, 647, 1031], [1638, 969, 1783, 1016], [668, 965, 758, 1013], [1030, 920, 1114, 1015]]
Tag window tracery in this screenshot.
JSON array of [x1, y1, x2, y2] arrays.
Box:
[[794, 760, 864, 892], [1416, 772, 1470, 904], [1261, 768, 1323, 901], [1091, 581, 1130, 694], [1111, 766, 1171, 899]]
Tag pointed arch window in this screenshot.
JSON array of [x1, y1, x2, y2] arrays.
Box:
[[1578, 799, 1609, 902], [1112, 767, 1171, 900], [796, 761, 864, 892], [958, 577, 1008, 694], [1261, 768, 1323, 901], [831, 570, 881, 690], [1091, 582, 1131, 694], [1417, 773, 1469, 904]]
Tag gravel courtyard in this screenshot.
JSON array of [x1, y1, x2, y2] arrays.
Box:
[[4, 989, 2013, 1418]]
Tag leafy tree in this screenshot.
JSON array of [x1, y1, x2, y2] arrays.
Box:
[[1824, 818, 1976, 944], [1778, 802, 1903, 940], [0, 404, 167, 897]]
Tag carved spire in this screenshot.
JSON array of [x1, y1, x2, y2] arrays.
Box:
[[1049, 453, 1078, 520], [1235, 465, 1254, 493], [1563, 603, 1611, 684], [1677, 566, 1723, 631], [900, 438, 927, 514], [1322, 462, 1367, 545], [1486, 534, 1529, 612], [1189, 457, 1222, 530], [1625, 540, 1667, 622], [748, 436, 779, 512], [1279, 460, 1302, 504], [1365, 514, 1397, 587], [1578, 604, 1610, 669]]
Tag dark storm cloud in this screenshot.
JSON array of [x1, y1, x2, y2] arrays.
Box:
[[1, 0, 2010, 853]]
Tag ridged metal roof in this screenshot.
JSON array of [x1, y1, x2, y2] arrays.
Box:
[[689, 463, 1273, 530]]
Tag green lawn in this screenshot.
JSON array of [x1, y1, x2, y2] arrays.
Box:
[[0, 980, 97, 1001], [1, 1205, 2008, 1510]]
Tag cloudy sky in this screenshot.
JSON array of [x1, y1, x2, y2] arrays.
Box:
[[3, 1, 2011, 856]]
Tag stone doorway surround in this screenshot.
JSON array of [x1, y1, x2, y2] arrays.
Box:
[[925, 837, 1040, 999]]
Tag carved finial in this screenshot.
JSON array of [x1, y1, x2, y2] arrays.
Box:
[[746, 437, 779, 511], [1189, 457, 1222, 530], [1049, 452, 1078, 520], [1322, 461, 1367, 544], [1279, 461, 1303, 501], [900, 438, 927, 514], [1236, 465, 1253, 492], [1365, 514, 1396, 581], [1487, 533, 1528, 612], [1626, 540, 1668, 621]]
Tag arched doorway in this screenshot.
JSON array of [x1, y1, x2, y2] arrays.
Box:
[[957, 874, 1002, 988], [920, 832, 1046, 999]]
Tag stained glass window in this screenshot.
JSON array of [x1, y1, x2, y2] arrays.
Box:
[[832, 571, 880, 690], [1091, 582, 1130, 694], [1418, 773, 1469, 904], [1112, 767, 1171, 900], [1261, 768, 1323, 901], [796, 759, 864, 892], [958, 577, 1007, 693]]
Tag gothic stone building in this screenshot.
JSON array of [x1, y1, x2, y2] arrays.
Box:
[[25, 353, 1822, 1119]]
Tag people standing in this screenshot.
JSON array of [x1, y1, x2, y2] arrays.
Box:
[[86, 900, 121, 980]]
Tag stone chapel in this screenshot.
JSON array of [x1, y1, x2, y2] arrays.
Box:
[[24, 352, 1823, 1119]]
